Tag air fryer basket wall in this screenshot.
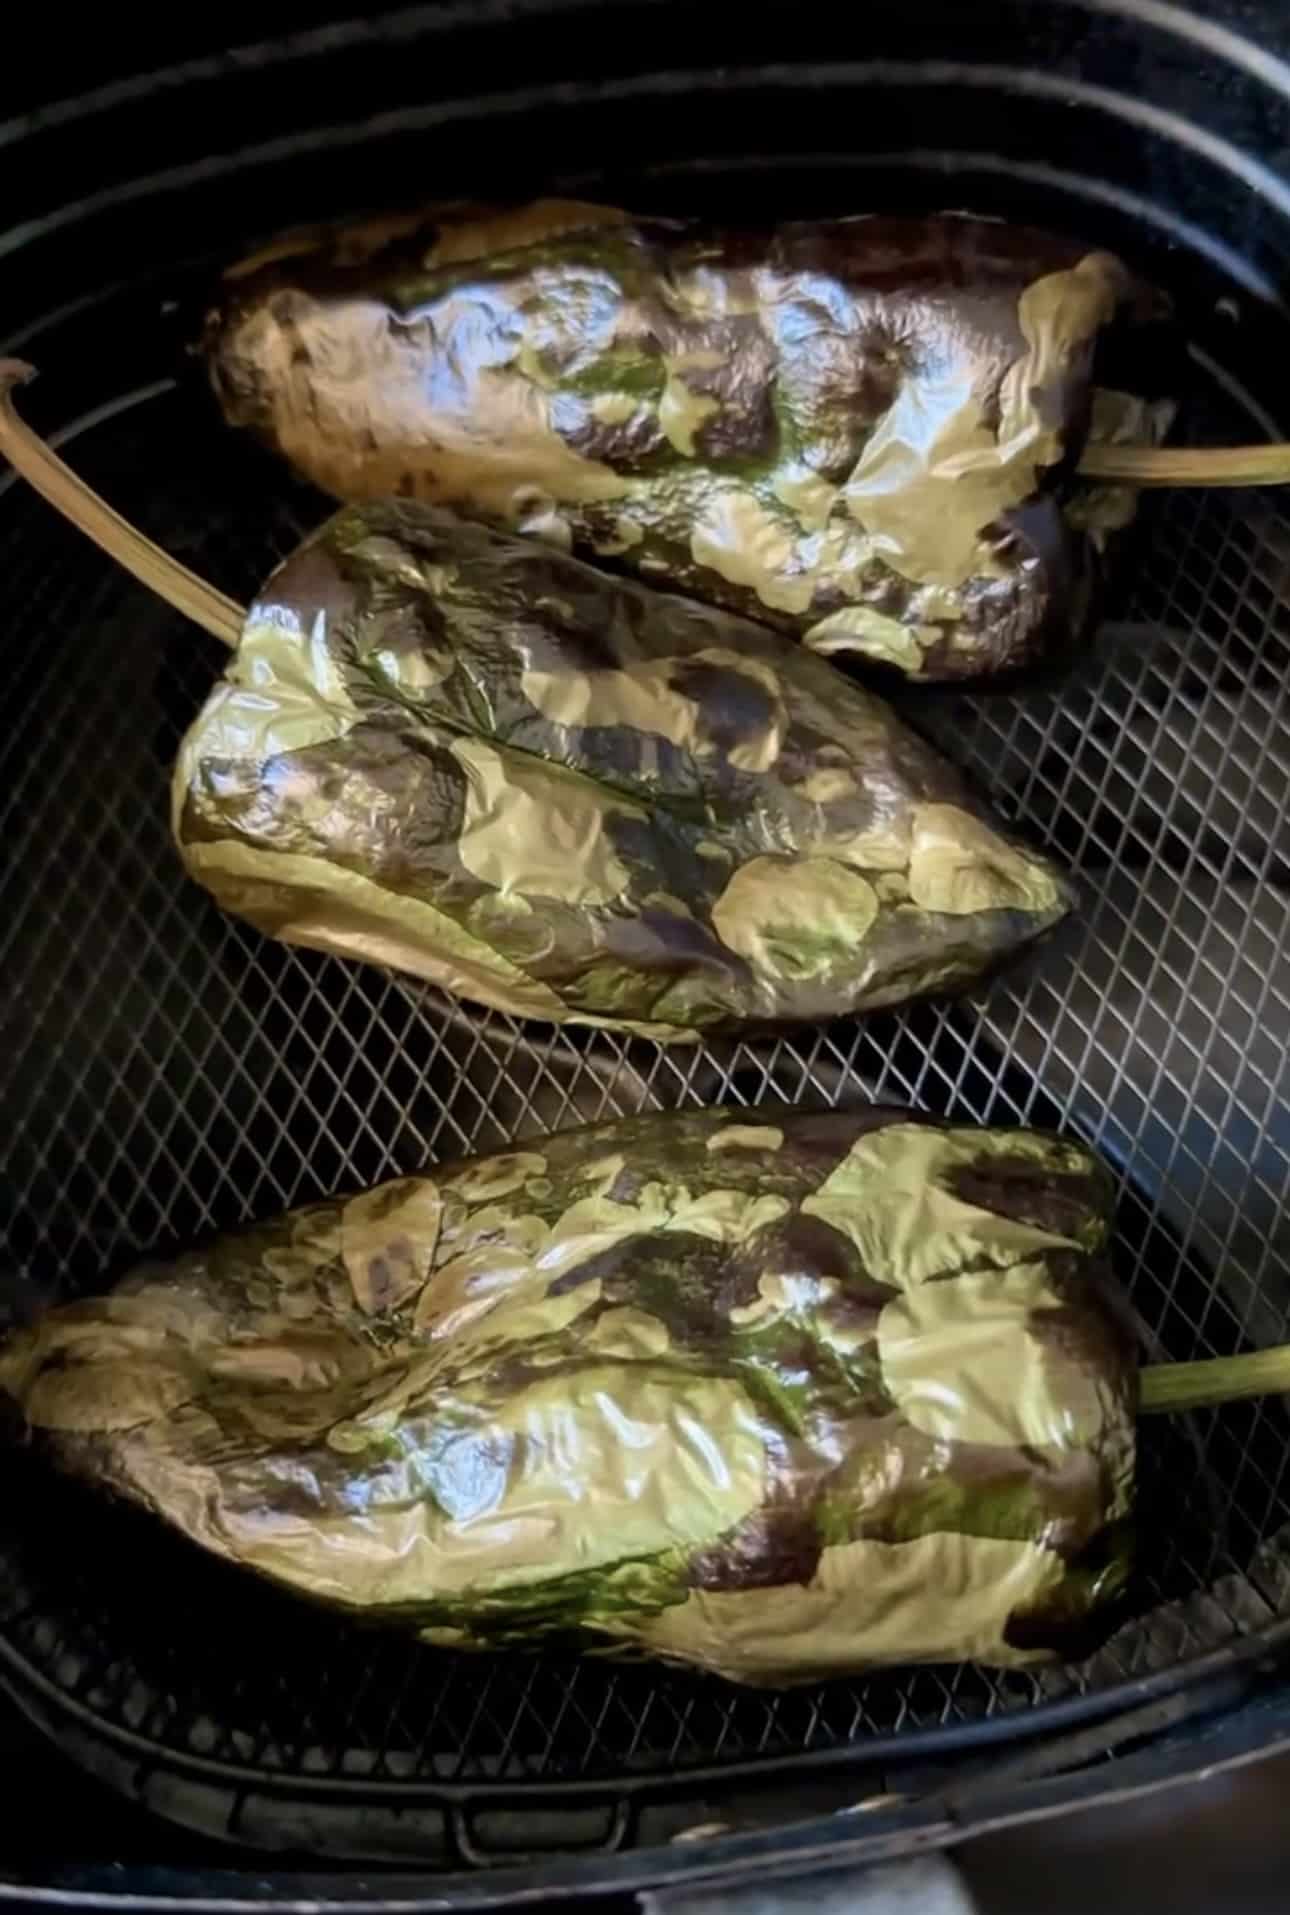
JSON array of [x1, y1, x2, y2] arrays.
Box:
[[2, 0, 1290, 1880]]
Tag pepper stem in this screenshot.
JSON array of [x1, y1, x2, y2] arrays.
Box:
[[1140, 1346, 1290, 1413], [1076, 442, 1290, 487], [0, 361, 243, 648]]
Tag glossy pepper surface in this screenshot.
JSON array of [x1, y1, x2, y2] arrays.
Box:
[[205, 202, 1170, 680], [0, 1106, 1133, 1683], [173, 502, 1071, 1038]]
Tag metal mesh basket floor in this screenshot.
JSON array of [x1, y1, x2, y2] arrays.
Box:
[[1, 374, 1288, 1848]]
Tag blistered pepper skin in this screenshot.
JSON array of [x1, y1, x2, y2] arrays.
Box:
[[172, 502, 1072, 1038], [204, 202, 1168, 680], [0, 1107, 1134, 1683]]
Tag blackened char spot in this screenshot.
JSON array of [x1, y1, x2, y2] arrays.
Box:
[[688, 1505, 823, 1592], [550, 1232, 732, 1339], [1002, 1520, 1132, 1658], [669, 659, 776, 758], [605, 809, 734, 908], [563, 405, 667, 472], [773, 1108, 942, 1183], [721, 1213, 894, 1317], [261, 537, 359, 664], [486, 579, 624, 675], [602, 908, 750, 981], [694, 383, 776, 463], [547, 1237, 648, 1297], [916, 496, 1081, 681], [1028, 1292, 1136, 1402], [946, 1157, 1104, 1240]]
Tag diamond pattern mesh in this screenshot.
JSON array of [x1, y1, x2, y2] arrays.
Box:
[[1, 383, 1288, 1795]]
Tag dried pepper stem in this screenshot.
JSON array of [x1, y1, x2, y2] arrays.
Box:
[[1076, 442, 1290, 487], [0, 361, 242, 647]]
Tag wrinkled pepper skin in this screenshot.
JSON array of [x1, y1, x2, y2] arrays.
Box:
[[0, 1107, 1134, 1683], [204, 201, 1168, 681], [173, 503, 1071, 1039]]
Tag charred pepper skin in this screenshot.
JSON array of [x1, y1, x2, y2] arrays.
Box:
[[204, 202, 1169, 682], [0, 1106, 1133, 1683], [172, 502, 1072, 1038]]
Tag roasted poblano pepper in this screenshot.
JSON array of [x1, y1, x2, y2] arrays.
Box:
[[204, 202, 1172, 681], [173, 502, 1071, 1039], [0, 1107, 1137, 1682]]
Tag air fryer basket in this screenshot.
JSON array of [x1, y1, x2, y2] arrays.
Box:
[[2, 0, 1290, 1879]]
